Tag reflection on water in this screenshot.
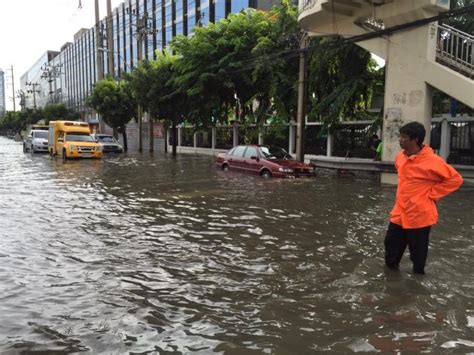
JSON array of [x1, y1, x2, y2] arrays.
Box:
[[0, 137, 473, 353]]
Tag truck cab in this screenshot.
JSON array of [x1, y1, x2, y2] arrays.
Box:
[[48, 121, 102, 159]]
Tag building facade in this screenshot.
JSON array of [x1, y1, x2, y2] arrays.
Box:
[[0, 69, 5, 116], [20, 51, 60, 110], [20, 0, 282, 121]]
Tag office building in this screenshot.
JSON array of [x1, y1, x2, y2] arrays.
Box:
[[20, 0, 284, 120], [0, 69, 6, 116]]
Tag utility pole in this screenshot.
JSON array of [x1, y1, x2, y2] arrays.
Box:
[[25, 82, 40, 109], [127, 8, 158, 152], [106, 0, 114, 78], [134, 11, 157, 152], [296, 32, 308, 162], [106, 0, 117, 138], [41, 63, 62, 103], [95, 0, 104, 133], [137, 16, 144, 152], [16, 90, 26, 111], [95, 0, 104, 81], [10, 66, 16, 112]]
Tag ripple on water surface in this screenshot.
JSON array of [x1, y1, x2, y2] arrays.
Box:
[[1, 137, 473, 353]]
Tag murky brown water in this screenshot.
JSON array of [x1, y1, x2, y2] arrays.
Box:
[[1, 136, 473, 354]]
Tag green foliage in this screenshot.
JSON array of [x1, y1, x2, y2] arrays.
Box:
[[0, 111, 23, 134], [172, 1, 301, 126], [43, 103, 79, 123], [0, 108, 48, 134], [306, 36, 381, 126], [127, 53, 188, 125], [122, 1, 379, 140], [443, 0, 474, 33], [86, 75, 136, 131]]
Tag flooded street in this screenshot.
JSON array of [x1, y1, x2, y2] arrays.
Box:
[[1, 136, 473, 353]]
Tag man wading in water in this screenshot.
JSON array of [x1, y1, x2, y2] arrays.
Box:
[[384, 122, 463, 274]]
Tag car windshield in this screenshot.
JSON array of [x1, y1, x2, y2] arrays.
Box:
[[259, 146, 292, 160], [66, 134, 94, 142], [97, 136, 116, 143], [33, 131, 48, 139]]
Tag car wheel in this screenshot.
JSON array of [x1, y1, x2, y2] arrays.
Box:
[[62, 149, 67, 161], [222, 164, 229, 172], [261, 170, 271, 179]]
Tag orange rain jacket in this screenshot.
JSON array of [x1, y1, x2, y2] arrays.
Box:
[[390, 145, 463, 229]]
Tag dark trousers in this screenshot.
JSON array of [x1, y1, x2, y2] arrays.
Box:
[[384, 222, 431, 274]]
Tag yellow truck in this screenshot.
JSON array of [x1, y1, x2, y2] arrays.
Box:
[[48, 121, 102, 159]]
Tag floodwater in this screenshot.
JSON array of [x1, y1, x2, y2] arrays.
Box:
[[0, 136, 473, 354]]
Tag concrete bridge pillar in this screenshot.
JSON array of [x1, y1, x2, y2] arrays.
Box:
[[381, 24, 436, 184]]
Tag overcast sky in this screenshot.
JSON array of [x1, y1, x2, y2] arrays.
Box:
[[0, 0, 123, 110]]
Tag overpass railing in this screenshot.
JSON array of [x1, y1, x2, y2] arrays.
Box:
[[437, 23, 474, 78]]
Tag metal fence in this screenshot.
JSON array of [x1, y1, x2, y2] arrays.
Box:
[[264, 125, 289, 150], [173, 117, 474, 166], [448, 121, 474, 165], [181, 127, 194, 147], [238, 125, 259, 145], [196, 128, 212, 148], [430, 121, 442, 154], [215, 127, 233, 150], [332, 123, 375, 158], [304, 125, 327, 156]]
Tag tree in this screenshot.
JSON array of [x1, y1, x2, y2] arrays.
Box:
[[306, 37, 380, 126], [0, 108, 47, 136], [443, 0, 474, 33], [127, 53, 188, 156], [86, 76, 136, 151], [43, 103, 80, 124], [172, 6, 295, 127]]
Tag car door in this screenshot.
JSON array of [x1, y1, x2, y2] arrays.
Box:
[[242, 146, 261, 175], [229, 146, 246, 171]]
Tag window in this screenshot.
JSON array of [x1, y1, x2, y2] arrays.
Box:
[[232, 146, 246, 157], [244, 146, 257, 158]]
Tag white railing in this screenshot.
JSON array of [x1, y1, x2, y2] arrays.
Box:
[[437, 23, 474, 78]]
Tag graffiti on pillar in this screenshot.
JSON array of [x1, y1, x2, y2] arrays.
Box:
[[392, 93, 406, 105], [393, 90, 424, 107], [408, 90, 423, 107], [384, 108, 404, 159], [385, 108, 403, 139]]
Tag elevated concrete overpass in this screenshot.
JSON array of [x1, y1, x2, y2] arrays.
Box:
[[298, 0, 474, 183]]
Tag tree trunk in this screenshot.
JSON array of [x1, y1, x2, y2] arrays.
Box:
[[172, 121, 177, 156], [149, 118, 154, 153], [164, 125, 168, 153], [122, 129, 128, 152]]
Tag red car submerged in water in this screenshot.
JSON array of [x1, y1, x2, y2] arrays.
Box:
[[216, 145, 316, 178]]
